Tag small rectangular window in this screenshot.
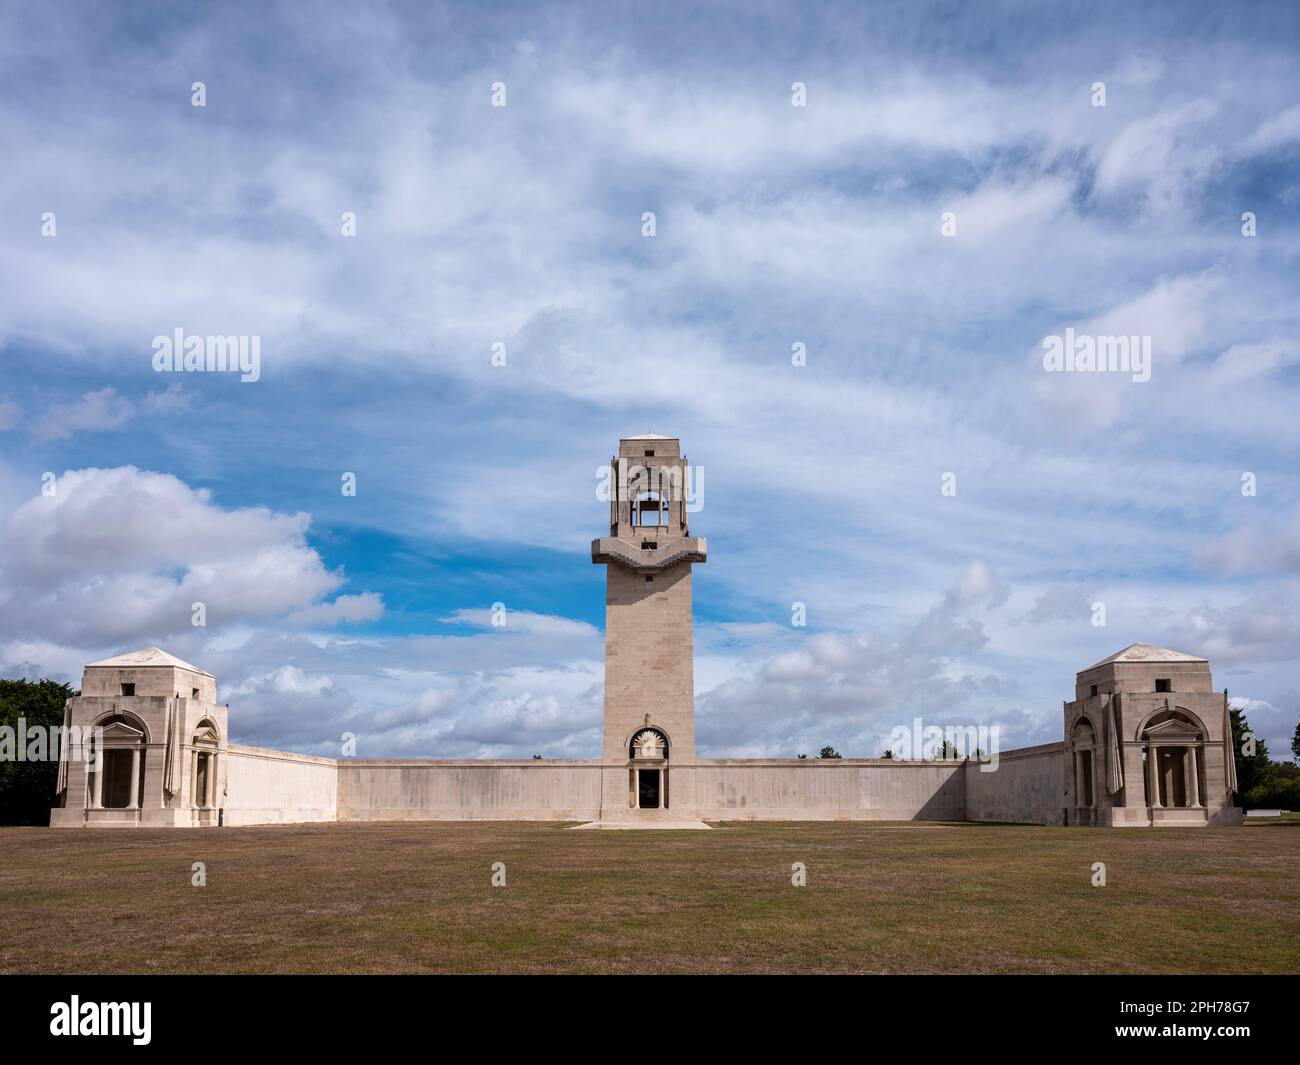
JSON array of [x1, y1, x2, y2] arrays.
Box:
[[120, 682, 135, 696], [1155, 678, 1171, 692], [645, 575, 653, 582], [192, 688, 200, 699], [1089, 684, 1098, 697], [644, 450, 654, 457]]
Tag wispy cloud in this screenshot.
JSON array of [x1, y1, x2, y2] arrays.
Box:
[[1, 1, 1298, 759], [30, 388, 133, 441]]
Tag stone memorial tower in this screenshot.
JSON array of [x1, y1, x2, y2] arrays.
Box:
[[591, 435, 707, 821]]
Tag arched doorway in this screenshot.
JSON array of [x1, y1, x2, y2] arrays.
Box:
[[629, 727, 669, 810], [191, 720, 221, 818], [1070, 718, 1097, 824], [90, 713, 149, 811], [1140, 709, 1204, 810]]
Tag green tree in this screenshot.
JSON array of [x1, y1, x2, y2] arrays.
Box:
[[1291, 720, 1300, 765], [880, 749, 894, 760], [940, 740, 959, 759], [1244, 763, 1300, 810], [1229, 705, 1273, 800], [818, 746, 841, 759], [0, 678, 76, 826]]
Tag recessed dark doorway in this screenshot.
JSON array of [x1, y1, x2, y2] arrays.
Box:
[[638, 769, 660, 809], [101, 749, 135, 809]]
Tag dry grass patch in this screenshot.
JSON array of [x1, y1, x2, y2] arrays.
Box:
[[1, 820, 1296, 974]]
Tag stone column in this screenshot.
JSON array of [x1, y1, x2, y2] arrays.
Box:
[[1088, 750, 1098, 809], [190, 750, 199, 807], [1146, 744, 1161, 808], [1186, 746, 1201, 808], [127, 747, 140, 809], [205, 755, 216, 808], [92, 749, 104, 808]]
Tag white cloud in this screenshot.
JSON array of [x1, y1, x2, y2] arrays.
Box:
[[694, 563, 1044, 757], [946, 561, 1009, 610], [944, 177, 1074, 243], [1209, 339, 1300, 385], [1113, 55, 1165, 89], [31, 387, 133, 441], [287, 592, 385, 628], [142, 383, 195, 414], [1227, 695, 1299, 764], [1196, 506, 1300, 576], [1032, 272, 1223, 431], [0, 466, 370, 645], [1171, 585, 1300, 668], [1093, 99, 1219, 209], [1015, 585, 1097, 626], [440, 607, 600, 643], [1245, 102, 1300, 152], [1085, 272, 1220, 365], [0, 5, 1296, 767], [204, 624, 603, 758]]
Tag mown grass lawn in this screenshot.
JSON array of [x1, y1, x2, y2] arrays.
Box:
[[1, 820, 1296, 974]]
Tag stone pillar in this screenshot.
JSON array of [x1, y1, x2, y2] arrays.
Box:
[[145, 739, 165, 811], [1186, 746, 1201, 808], [190, 750, 199, 807], [92, 749, 103, 808], [1122, 742, 1145, 811], [205, 755, 216, 808], [1146, 744, 1161, 808], [1072, 750, 1081, 810], [127, 747, 140, 809], [1088, 750, 1098, 809]]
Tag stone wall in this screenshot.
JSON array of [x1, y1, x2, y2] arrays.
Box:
[[331, 759, 971, 822], [336, 761, 604, 822], [223, 744, 339, 826], [76, 744, 1077, 826], [221, 753, 1071, 824], [962, 743, 1066, 825], [693, 759, 967, 820]]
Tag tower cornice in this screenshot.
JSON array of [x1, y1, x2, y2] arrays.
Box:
[[591, 535, 707, 572]]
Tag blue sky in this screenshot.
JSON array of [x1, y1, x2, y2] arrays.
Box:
[[2, 0, 1299, 761]]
